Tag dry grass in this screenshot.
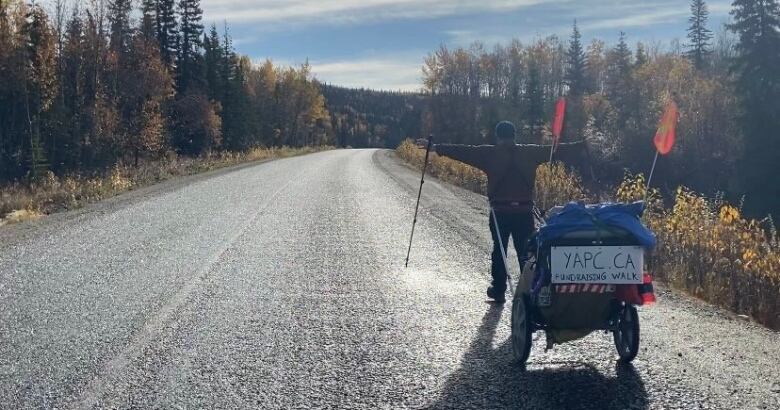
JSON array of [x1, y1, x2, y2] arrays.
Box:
[[0, 146, 332, 225], [396, 139, 488, 194], [0, 209, 43, 226], [397, 139, 780, 329]]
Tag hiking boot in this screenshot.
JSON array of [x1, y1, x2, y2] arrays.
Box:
[[487, 286, 506, 303]]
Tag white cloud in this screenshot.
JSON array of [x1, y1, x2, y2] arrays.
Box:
[[309, 55, 424, 91], [577, 0, 733, 31], [444, 30, 516, 47], [580, 8, 688, 31], [203, 0, 559, 25], [436, 1, 735, 46]]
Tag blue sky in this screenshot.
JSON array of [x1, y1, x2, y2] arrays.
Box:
[[201, 0, 733, 91]]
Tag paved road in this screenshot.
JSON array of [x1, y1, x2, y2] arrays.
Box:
[[1, 149, 778, 409]]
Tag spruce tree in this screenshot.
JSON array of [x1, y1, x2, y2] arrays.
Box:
[[177, 0, 203, 92], [140, 0, 157, 40], [157, 0, 177, 67], [60, 11, 86, 170], [565, 20, 587, 96], [525, 61, 545, 143], [107, 0, 132, 53], [605, 32, 632, 114], [219, 27, 251, 150], [22, 5, 58, 178], [729, 0, 780, 217], [686, 0, 713, 69], [635, 42, 648, 67], [203, 24, 222, 100]]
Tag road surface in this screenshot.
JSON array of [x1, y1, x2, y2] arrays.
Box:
[[1, 149, 778, 409]]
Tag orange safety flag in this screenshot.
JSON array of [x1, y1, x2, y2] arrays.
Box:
[[654, 100, 679, 155], [552, 97, 566, 147], [639, 273, 657, 305]]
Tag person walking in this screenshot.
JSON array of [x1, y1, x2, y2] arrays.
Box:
[[419, 121, 584, 302]]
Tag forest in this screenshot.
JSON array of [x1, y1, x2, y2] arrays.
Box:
[[0, 0, 331, 182], [2, 0, 779, 220]]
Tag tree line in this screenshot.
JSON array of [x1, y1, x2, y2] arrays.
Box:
[[322, 85, 424, 149], [418, 0, 780, 218], [0, 0, 331, 182]]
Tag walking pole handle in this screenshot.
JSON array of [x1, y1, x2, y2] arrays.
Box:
[[405, 135, 434, 267]]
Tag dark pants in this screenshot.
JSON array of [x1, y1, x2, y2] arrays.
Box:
[[489, 210, 534, 292]]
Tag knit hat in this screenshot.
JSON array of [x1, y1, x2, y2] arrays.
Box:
[[495, 121, 516, 143]]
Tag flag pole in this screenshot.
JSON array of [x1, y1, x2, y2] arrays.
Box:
[[549, 142, 555, 163], [644, 150, 659, 203]]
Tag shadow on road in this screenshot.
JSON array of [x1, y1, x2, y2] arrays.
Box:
[[426, 305, 648, 409]]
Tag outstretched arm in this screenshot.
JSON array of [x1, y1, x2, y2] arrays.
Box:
[[518, 140, 587, 164], [434, 144, 491, 170], [416, 138, 490, 170], [553, 140, 587, 164], [555, 140, 586, 155]]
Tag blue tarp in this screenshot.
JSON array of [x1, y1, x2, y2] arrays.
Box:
[[537, 201, 657, 249]]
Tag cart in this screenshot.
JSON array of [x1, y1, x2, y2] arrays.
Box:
[[511, 204, 654, 366]]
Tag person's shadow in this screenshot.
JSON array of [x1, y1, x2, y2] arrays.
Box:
[[426, 305, 648, 409]]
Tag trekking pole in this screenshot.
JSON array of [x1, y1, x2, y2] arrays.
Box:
[[405, 135, 434, 268], [490, 206, 514, 297]]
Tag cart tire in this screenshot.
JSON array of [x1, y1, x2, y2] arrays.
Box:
[[511, 294, 533, 365], [613, 304, 640, 363]]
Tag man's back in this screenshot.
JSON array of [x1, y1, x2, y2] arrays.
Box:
[[434, 144, 549, 209]]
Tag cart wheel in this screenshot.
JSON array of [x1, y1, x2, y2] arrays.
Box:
[[613, 303, 640, 363], [511, 294, 533, 365]]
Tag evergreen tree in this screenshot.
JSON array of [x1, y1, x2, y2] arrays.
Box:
[[686, 0, 714, 68], [565, 20, 587, 96], [176, 0, 203, 92], [525, 61, 545, 143], [729, 0, 780, 217], [140, 0, 157, 40], [59, 11, 87, 170], [220, 25, 233, 98], [156, 0, 177, 66], [605, 32, 633, 118], [203, 24, 221, 100], [107, 0, 132, 53], [635, 42, 648, 67], [222, 56, 252, 150], [23, 4, 58, 178]]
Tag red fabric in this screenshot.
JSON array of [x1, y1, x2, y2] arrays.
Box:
[[654, 100, 678, 155], [552, 97, 566, 147], [615, 285, 642, 305], [640, 273, 657, 305]]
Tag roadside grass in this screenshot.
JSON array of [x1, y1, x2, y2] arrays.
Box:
[[0, 146, 332, 226], [396, 139, 780, 330]]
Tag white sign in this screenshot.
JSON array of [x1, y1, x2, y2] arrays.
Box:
[[551, 246, 644, 284]]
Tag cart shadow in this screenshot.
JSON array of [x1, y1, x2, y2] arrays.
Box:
[[426, 305, 649, 409]]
